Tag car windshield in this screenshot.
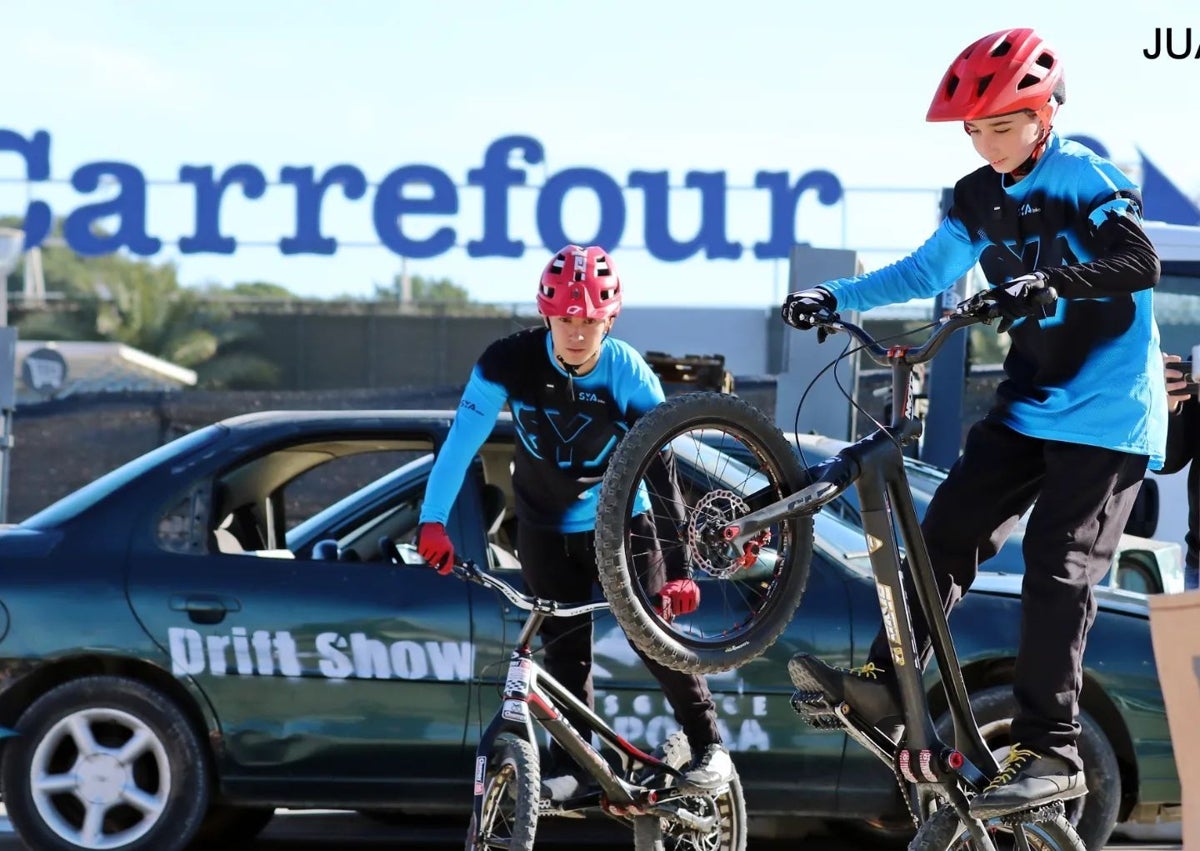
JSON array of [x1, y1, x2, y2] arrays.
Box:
[[22, 426, 225, 529]]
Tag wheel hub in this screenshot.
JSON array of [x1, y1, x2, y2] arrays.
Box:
[[77, 752, 127, 805], [689, 490, 752, 578]]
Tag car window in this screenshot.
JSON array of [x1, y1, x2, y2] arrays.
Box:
[[287, 454, 434, 549], [25, 426, 223, 530], [284, 449, 422, 530], [203, 439, 431, 558]]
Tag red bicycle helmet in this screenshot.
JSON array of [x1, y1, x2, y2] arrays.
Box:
[[536, 245, 622, 320], [927, 28, 1064, 122]]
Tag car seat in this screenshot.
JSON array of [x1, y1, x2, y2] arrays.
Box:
[[481, 483, 520, 570]]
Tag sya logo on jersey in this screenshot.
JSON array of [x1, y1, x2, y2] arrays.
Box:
[[513, 404, 625, 469]]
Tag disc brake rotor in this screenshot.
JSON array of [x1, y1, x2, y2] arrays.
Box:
[[688, 489, 764, 579]]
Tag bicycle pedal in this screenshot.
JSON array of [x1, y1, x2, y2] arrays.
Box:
[[995, 800, 1066, 826], [790, 691, 842, 729], [538, 799, 587, 818]]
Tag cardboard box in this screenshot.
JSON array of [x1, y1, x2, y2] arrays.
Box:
[[1149, 589, 1200, 848]]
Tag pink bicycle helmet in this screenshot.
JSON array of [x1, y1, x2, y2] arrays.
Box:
[[927, 28, 1065, 122], [536, 245, 622, 320]]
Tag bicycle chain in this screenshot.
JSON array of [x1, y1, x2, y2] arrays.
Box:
[[887, 740, 925, 832]]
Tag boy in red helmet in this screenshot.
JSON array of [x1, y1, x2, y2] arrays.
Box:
[[417, 245, 731, 800], [782, 28, 1166, 818]]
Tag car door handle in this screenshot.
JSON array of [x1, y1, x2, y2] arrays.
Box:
[[170, 595, 242, 625]]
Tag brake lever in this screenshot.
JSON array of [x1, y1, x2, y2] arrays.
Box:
[[814, 310, 841, 343], [955, 293, 999, 324]]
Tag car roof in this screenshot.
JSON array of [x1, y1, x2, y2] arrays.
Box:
[[217, 409, 514, 431]]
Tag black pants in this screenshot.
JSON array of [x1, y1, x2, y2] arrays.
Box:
[[518, 514, 721, 773], [866, 419, 1148, 771]]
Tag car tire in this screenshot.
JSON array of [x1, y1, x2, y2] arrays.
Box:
[[937, 685, 1122, 851], [191, 804, 275, 847], [0, 675, 211, 851]]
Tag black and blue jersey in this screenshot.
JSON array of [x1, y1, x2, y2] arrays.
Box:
[[820, 134, 1167, 468], [420, 328, 660, 532]]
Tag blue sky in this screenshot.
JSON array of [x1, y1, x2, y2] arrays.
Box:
[[1, 0, 1196, 307]]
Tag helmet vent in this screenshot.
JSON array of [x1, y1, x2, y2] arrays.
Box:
[[976, 74, 994, 97], [1035, 52, 1055, 70], [944, 76, 959, 99], [990, 39, 1012, 58], [1017, 73, 1041, 91]]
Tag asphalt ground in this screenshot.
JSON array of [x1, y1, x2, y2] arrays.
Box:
[[0, 809, 1180, 850]]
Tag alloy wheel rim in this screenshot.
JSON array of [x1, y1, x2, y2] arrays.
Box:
[[28, 707, 171, 849]]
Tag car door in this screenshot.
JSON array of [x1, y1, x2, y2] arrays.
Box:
[[126, 431, 476, 805]]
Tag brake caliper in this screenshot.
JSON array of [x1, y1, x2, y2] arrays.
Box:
[[688, 490, 770, 579]]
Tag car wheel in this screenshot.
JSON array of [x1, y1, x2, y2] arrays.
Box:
[[937, 685, 1121, 851], [0, 675, 210, 851], [191, 804, 275, 847]]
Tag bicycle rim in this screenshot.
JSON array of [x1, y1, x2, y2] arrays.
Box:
[[596, 393, 813, 674], [652, 732, 746, 851]]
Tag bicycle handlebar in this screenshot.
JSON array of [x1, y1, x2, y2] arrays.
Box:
[[379, 536, 611, 618], [801, 286, 1057, 368]]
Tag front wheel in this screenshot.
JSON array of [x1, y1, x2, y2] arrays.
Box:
[[910, 805, 1086, 851], [650, 731, 747, 851], [465, 733, 538, 851], [596, 392, 814, 674]]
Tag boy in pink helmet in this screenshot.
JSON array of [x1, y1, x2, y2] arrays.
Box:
[[783, 29, 1166, 818], [418, 245, 731, 800]]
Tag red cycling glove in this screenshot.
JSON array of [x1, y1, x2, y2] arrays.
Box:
[[417, 522, 455, 575], [657, 578, 700, 621]]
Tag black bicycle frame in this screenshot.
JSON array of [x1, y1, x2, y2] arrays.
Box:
[[466, 567, 689, 836], [724, 310, 1008, 843]]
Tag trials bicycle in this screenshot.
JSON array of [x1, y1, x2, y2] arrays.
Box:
[[593, 289, 1087, 850], [380, 538, 747, 851]]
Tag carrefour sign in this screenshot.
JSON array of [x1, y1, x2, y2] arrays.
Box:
[[6, 129, 1197, 262], [1, 129, 844, 261]]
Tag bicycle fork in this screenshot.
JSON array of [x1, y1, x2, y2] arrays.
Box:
[[470, 644, 679, 832]]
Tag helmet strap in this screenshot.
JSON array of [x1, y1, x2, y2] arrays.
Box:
[[1009, 102, 1057, 181]]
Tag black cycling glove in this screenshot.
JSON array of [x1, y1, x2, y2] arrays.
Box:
[[781, 287, 837, 330], [979, 272, 1054, 333]]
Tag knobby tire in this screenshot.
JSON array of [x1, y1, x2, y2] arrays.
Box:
[[596, 392, 814, 674]]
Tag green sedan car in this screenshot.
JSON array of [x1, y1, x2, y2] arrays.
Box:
[[0, 410, 1180, 850]]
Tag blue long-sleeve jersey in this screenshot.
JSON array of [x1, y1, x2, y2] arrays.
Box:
[[819, 134, 1167, 469], [420, 328, 660, 532]]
